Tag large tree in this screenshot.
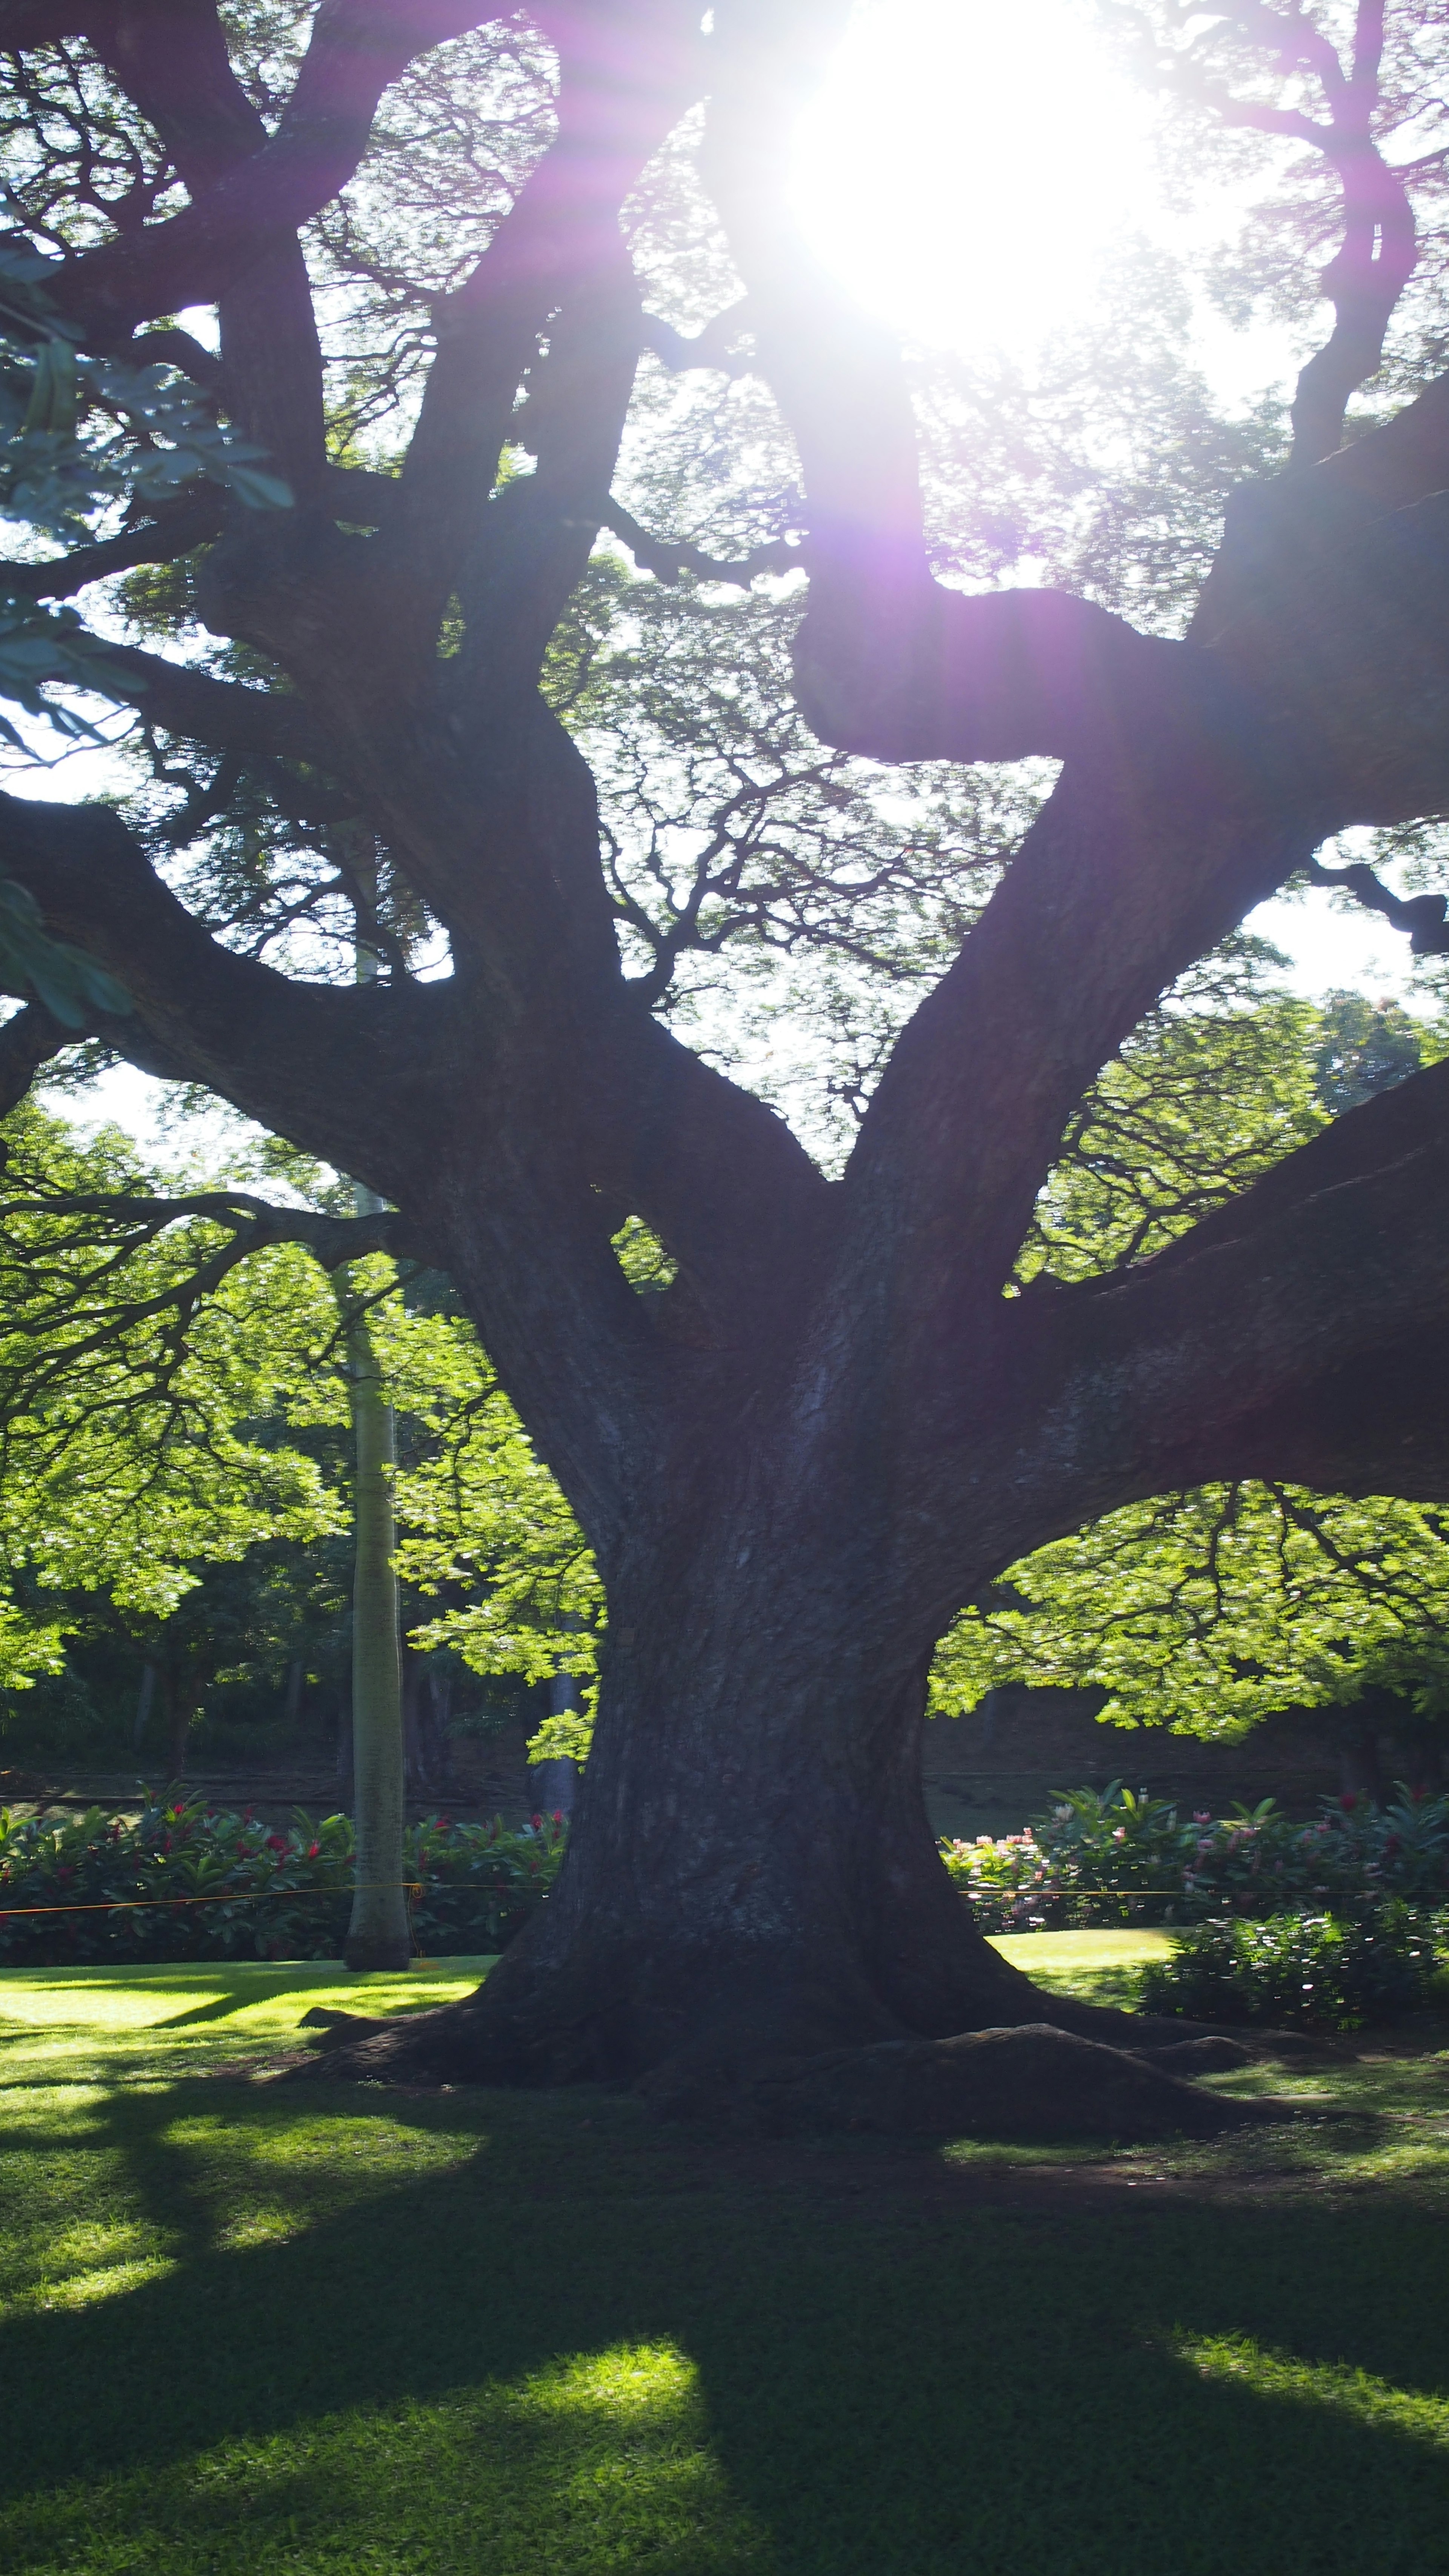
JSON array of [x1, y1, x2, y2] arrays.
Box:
[[2, 0, 1449, 2127]]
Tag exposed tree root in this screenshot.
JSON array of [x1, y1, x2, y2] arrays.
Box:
[[671, 2024, 1274, 2141], [283, 1997, 1279, 2142]]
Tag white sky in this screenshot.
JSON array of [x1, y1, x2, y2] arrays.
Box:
[[27, 0, 1429, 1151]]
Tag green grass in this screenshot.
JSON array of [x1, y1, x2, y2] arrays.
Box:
[[3, 1937, 1449, 2573]]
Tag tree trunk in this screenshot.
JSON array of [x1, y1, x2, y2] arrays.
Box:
[[401, 1644, 453, 1796], [335, 1249, 411, 1972], [307, 1517, 1259, 2139], [160, 1664, 197, 1783], [132, 1659, 156, 1752]]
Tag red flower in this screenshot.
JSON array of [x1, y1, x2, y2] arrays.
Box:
[[306, 1841, 320, 1859], [1340, 1793, 1358, 1812], [265, 1834, 287, 1855], [552, 1810, 563, 1825], [531, 1813, 542, 1830]]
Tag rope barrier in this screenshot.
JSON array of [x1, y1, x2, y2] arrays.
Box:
[[0, 1881, 422, 1921]]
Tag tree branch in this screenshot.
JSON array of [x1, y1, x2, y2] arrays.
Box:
[[0, 789, 457, 1205], [1008, 1059, 1449, 1528], [42, 0, 500, 346], [88, 0, 327, 494], [43, 629, 339, 763], [2, 492, 226, 599], [0, 998, 69, 1114]]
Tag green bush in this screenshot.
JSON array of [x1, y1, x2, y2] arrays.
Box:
[[1136, 1903, 1443, 2031], [0, 1794, 568, 1964], [940, 1780, 1449, 1930]]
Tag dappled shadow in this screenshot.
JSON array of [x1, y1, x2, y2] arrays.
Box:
[[1, 2073, 1448, 2573]]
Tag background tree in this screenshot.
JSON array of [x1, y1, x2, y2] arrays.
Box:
[[2, 1, 1449, 2128]]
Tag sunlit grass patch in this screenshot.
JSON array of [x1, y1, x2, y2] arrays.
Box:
[[0, 1957, 497, 2088], [0, 2342, 774, 2576], [989, 1926, 1172, 2011], [1174, 2329, 1449, 2449]]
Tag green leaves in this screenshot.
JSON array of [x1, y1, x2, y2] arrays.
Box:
[[0, 244, 293, 541], [933, 975, 1449, 1735], [0, 880, 131, 1023]]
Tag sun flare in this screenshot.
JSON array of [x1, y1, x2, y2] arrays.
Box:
[[792, 0, 1159, 355]]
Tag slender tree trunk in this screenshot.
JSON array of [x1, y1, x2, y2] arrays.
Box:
[[132, 1659, 156, 1753], [535, 1617, 583, 1819], [335, 1244, 411, 1971], [162, 1664, 195, 1784]]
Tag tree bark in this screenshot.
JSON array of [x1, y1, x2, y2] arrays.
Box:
[[306, 1462, 1244, 2133]]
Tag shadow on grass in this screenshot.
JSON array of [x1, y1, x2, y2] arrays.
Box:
[[1, 2072, 1448, 2575]]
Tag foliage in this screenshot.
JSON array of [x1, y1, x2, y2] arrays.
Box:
[[0, 1791, 567, 1967], [934, 1483, 1449, 1737], [0, 1103, 344, 1644], [1138, 1904, 1442, 2032], [935, 980, 1449, 1734], [939, 1779, 1449, 1930]]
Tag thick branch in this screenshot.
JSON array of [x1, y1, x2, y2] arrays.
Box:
[[89, 0, 326, 492], [389, 2, 701, 654], [0, 998, 69, 1114], [55, 632, 337, 763], [1, 1183, 418, 1271], [2, 493, 225, 600], [1011, 1066, 1449, 1522], [44, 0, 498, 344], [0, 790, 454, 1202]]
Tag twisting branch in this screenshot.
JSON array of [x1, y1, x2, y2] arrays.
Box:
[[0, 492, 226, 600], [1154, 1, 1418, 463], [598, 495, 800, 589], [1305, 852, 1449, 953], [0, 998, 69, 1114]]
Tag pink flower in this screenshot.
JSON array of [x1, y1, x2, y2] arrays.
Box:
[[1192, 1811, 1212, 1825], [1340, 1793, 1358, 1813]]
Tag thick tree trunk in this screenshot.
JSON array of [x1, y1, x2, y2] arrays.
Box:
[[304, 1519, 1264, 2139]]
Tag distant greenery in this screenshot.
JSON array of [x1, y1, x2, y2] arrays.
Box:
[[1140, 1905, 1443, 2031], [0, 1103, 603, 1765], [940, 1779, 1449, 1929], [0, 1791, 566, 1967]]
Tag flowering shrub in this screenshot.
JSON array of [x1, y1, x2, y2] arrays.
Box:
[[0, 1794, 568, 1965], [939, 1779, 1449, 1930], [1137, 1904, 1442, 2031]]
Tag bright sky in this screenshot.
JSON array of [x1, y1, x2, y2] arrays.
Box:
[[31, 0, 1427, 1152], [793, 0, 1424, 1014]]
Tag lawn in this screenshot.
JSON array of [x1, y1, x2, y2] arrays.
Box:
[[2, 1934, 1449, 2574]]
